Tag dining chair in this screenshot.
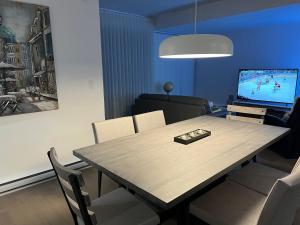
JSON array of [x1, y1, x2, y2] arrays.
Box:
[[226, 104, 267, 125], [227, 157, 300, 196], [227, 158, 300, 225], [256, 150, 297, 173], [226, 104, 296, 172], [92, 116, 135, 143], [133, 110, 166, 133], [92, 116, 135, 196], [190, 167, 300, 225], [47, 148, 160, 225], [257, 97, 300, 171]]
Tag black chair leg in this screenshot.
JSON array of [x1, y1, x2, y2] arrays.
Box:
[[98, 171, 102, 197]]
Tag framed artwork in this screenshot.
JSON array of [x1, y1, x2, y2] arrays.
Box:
[[0, 0, 58, 117]]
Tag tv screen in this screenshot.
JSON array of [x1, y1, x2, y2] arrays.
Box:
[[237, 69, 298, 104]]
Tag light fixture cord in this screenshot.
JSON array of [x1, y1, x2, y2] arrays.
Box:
[[194, 0, 198, 34]]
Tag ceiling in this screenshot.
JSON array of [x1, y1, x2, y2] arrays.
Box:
[[99, 0, 211, 17], [99, 0, 300, 33], [161, 3, 300, 34]]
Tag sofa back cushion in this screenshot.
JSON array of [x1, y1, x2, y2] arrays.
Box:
[[139, 94, 169, 101], [168, 95, 209, 107], [133, 94, 210, 124], [133, 98, 209, 124]]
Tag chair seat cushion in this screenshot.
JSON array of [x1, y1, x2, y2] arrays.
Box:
[[90, 188, 159, 225], [190, 181, 267, 225], [257, 150, 297, 173], [228, 163, 288, 195]]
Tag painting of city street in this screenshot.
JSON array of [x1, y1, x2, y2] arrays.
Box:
[[0, 1, 57, 117]]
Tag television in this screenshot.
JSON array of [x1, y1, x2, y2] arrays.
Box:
[[237, 69, 298, 104]]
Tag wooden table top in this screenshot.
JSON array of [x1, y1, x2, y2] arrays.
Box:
[[74, 116, 289, 209]]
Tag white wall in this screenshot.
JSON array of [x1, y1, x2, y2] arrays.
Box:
[[0, 0, 105, 184]]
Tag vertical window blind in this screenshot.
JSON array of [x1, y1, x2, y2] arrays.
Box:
[[100, 9, 153, 119]]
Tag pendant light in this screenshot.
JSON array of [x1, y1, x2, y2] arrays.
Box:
[[159, 0, 233, 59]]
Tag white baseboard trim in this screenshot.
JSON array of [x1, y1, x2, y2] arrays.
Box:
[[0, 161, 89, 196]]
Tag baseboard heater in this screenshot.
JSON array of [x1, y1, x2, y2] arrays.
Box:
[[0, 161, 89, 196]]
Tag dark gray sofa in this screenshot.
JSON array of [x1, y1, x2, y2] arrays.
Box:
[[132, 94, 211, 124]]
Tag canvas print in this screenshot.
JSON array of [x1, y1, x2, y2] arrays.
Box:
[[0, 0, 57, 117]]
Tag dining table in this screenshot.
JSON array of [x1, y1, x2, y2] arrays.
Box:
[[74, 115, 290, 225]]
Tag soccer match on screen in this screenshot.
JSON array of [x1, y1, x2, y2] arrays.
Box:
[[237, 69, 298, 104]]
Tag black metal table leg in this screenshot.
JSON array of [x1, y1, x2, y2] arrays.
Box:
[[241, 160, 250, 167], [177, 201, 190, 225], [98, 171, 102, 197]]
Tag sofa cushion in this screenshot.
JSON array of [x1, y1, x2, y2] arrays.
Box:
[[139, 94, 209, 107], [139, 94, 169, 101]]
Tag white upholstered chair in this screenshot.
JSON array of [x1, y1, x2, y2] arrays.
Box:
[[92, 116, 135, 144], [227, 157, 300, 196], [190, 159, 300, 225], [133, 110, 166, 133], [92, 116, 135, 196], [48, 148, 160, 225], [227, 163, 288, 195], [256, 150, 297, 173], [257, 98, 300, 173]]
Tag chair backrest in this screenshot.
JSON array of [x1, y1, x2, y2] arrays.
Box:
[[47, 148, 97, 225], [289, 97, 300, 116], [92, 116, 135, 144], [133, 110, 166, 133], [257, 170, 300, 225], [226, 105, 267, 125], [287, 97, 300, 129], [291, 157, 300, 174]]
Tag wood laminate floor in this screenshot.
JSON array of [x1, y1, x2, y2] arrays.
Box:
[[0, 167, 202, 225]]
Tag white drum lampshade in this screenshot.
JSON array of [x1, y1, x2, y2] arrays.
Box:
[[159, 34, 233, 59]]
